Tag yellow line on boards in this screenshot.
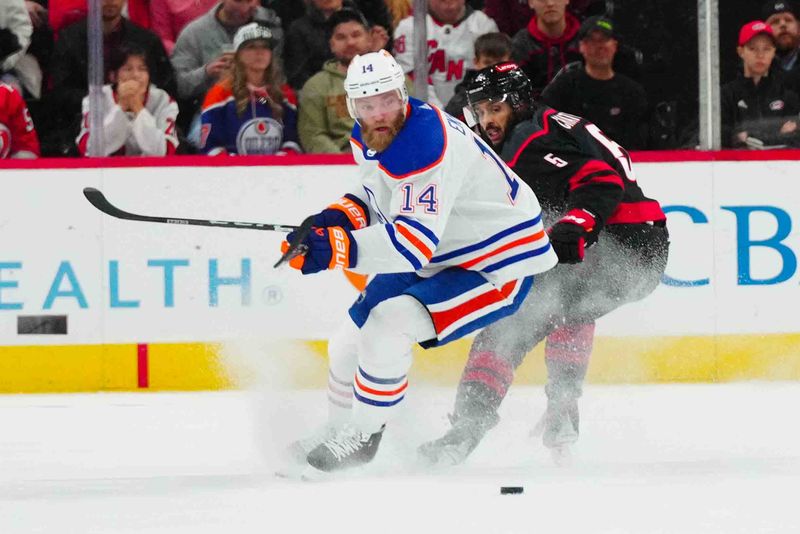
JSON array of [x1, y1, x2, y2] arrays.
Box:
[[0, 333, 799, 393]]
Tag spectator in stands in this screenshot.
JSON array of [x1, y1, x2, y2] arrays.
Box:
[[384, 0, 411, 29], [149, 0, 217, 55], [171, 0, 283, 104], [199, 22, 300, 155], [483, 0, 604, 34], [76, 44, 179, 156], [721, 20, 800, 148], [511, 0, 581, 95], [49, 0, 152, 33], [394, 0, 498, 107], [541, 16, 648, 149], [49, 0, 175, 155], [484, 0, 534, 37], [1, 0, 33, 91], [0, 81, 40, 158], [284, 0, 391, 91], [763, 0, 800, 89], [265, 0, 305, 33], [17, 0, 51, 101], [298, 8, 374, 153], [445, 31, 512, 119]]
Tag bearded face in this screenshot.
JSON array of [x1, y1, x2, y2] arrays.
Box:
[[353, 91, 407, 152], [767, 12, 800, 53], [362, 112, 405, 152], [473, 99, 514, 147]]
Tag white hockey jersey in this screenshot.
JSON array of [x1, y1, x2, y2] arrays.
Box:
[[393, 10, 498, 108], [76, 84, 179, 156], [347, 98, 557, 286]]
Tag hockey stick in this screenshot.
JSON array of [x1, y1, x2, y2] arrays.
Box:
[[82, 187, 313, 268]]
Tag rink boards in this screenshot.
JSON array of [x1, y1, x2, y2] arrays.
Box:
[[0, 152, 799, 392]]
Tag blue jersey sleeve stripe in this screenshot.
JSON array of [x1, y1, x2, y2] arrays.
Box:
[[385, 224, 424, 270], [431, 216, 542, 263], [395, 215, 440, 245], [482, 243, 552, 273], [358, 366, 407, 385]]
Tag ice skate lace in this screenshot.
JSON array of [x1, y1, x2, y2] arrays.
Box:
[[324, 428, 368, 461], [298, 427, 335, 452]]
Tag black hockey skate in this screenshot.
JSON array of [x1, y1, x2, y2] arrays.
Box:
[[285, 426, 337, 465], [417, 413, 499, 467], [306, 424, 385, 473]]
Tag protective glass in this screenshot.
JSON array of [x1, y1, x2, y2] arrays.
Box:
[[464, 94, 511, 128]]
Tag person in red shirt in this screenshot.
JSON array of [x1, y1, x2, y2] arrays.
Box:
[[0, 82, 40, 158], [511, 0, 582, 94]]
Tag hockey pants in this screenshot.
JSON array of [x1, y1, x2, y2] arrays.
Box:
[[454, 222, 670, 420]]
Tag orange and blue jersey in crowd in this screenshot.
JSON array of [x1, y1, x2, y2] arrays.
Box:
[[199, 83, 300, 156]]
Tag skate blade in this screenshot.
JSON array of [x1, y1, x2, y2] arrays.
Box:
[[417, 446, 467, 469], [530, 415, 546, 437], [274, 462, 308, 480], [548, 444, 573, 467], [274, 463, 332, 481], [277, 462, 372, 482]]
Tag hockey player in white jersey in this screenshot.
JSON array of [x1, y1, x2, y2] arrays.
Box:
[[281, 50, 557, 473]]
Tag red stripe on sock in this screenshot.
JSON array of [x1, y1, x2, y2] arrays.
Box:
[[354, 373, 408, 396], [545, 324, 595, 363], [462, 369, 510, 398], [467, 351, 514, 383]]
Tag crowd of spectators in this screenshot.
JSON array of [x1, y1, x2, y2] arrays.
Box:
[[1, 0, 799, 159]]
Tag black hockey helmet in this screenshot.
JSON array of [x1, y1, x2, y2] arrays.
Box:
[[463, 62, 534, 128]]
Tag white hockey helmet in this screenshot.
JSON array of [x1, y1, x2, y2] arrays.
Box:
[[345, 50, 408, 121]]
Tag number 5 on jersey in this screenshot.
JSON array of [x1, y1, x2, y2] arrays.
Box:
[[400, 183, 439, 214]]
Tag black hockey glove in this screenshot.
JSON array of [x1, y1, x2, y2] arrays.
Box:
[[0, 28, 21, 62], [548, 209, 598, 264]]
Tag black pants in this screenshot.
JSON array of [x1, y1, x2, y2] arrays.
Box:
[[470, 222, 670, 369]]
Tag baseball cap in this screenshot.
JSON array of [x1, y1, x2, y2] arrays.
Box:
[[233, 23, 275, 52], [578, 16, 617, 40], [738, 20, 776, 46], [761, 0, 797, 20]]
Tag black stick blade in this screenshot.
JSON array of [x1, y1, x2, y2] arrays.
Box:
[[273, 215, 314, 268], [84, 187, 133, 219]]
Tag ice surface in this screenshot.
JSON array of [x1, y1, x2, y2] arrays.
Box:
[[1, 384, 799, 533]]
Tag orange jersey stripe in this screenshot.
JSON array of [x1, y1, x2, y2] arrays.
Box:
[[396, 223, 433, 260]]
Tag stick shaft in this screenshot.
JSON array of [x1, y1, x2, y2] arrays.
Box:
[[83, 187, 298, 232]]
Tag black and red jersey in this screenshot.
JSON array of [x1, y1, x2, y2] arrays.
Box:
[[500, 106, 666, 230]]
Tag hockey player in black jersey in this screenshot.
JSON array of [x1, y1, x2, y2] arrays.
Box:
[[419, 62, 670, 466]]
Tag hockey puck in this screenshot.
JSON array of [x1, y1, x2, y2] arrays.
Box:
[[500, 486, 524, 495]]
